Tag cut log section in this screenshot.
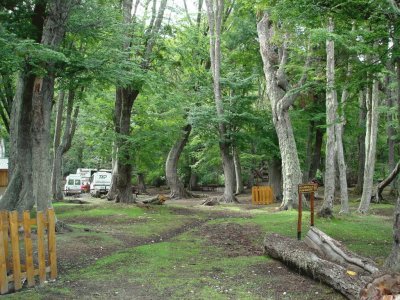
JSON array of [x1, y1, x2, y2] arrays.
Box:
[[304, 227, 379, 274], [264, 232, 373, 300]]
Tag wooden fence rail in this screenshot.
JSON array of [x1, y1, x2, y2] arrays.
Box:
[[252, 186, 274, 205], [0, 209, 57, 294]]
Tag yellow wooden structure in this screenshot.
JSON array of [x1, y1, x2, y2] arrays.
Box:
[[0, 209, 57, 294], [251, 186, 274, 205]]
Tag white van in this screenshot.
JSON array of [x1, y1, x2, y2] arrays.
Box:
[[64, 174, 82, 196], [90, 171, 112, 197]]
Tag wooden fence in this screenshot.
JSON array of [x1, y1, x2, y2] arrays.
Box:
[[0, 209, 57, 294], [251, 186, 274, 205]]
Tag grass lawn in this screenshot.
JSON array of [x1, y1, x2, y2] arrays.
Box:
[[2, 195, 395, 299]]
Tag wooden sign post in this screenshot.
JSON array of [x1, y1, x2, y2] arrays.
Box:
[[297, 183, 318, 240]]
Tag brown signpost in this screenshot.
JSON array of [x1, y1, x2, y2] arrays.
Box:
[[297, 183, 318, 240]]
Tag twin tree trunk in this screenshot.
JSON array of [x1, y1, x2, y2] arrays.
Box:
[[0, 0, 73, 212], [205, 0, 237, 203], [108, 0, 167, 202], [257, 12, 306, 209], [358, 81, 380, 213], [320, 18, 349, 217], [165, 125, 192, 199], [51, 90, 79, 201], [108, 87, 138, 203]]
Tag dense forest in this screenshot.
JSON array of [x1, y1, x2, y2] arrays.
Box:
[[2, 0, 398, 206]]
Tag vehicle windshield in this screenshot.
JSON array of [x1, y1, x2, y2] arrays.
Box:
[[68, 179, 74, 185], [75, 180, 81, 185]]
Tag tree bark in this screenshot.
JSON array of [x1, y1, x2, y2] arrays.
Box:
[[257, 13, 306, 209], [385, 197, 400, 272], [0, 0, 73, 212], [354, 91, 367, 195], [304, 227, 378, 274], [358, 81, 380, 213], [386, 68, 396, 191], [165, 124, 192, 199], [303, 120, 315, 183], [205, 0, 237, 203], [233, 146, 244, 194], [137, 173, 147, 194], [308, 122, 323, 180], [268, 158, 282, 202], [264, 233, 373, 300], [189, 171, 198, 191], [113, 87, 138, 203], [336, 65, 350, 214], [320, 18, 336, 218]]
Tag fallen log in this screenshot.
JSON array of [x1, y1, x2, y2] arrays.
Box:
[[142, 194, 168, 205], [264, 233, 372, 300], [304, 227, 379, 274]]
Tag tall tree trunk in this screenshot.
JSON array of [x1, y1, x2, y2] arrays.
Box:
[[336, 64, 350, 214], [385, 197, 400, 272], [268, 158, 282, 202], [0, 0, 73, 212], [303, 121, 315, 182], [386, 70, 396, 191], [51, 89, 79, 202], [233, 146, 244, 194], [165, 124, 192, 199], [354, 90, 367, 195], [205, 0, 237, 203], [358, 81, 380, 213], [113, 87, 138, 203], [137, 173, 147, 194], [257, 13, 307, 209], [51, 91, 65, 201], [108, 0, 167, 203], [319, 18, 336, 218], [308, 123, 323, 180]]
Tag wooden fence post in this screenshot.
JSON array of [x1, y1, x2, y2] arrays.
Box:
[[37, 211, 46, 284], [23, 211, 35, 287], [9, 211, 21, 291], [0, 212, 8, 294], [0, 211, 8, 268], [47, 209, 57, 280]]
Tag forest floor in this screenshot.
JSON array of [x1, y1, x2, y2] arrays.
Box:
[[3, 188, 396, 300]]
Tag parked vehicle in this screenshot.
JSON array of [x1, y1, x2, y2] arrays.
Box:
[[90, 171, 112, 197], [64, 174, 82, 196], [76, 168, 97, 184]]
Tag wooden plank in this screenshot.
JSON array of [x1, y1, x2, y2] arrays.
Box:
[[47, 209, 57, 280], [0, 211, 8, 270], [0, 212, 8, 294], [9, 211, 21, 291], [251, 187, 256, 205], [37, 211, 46, 284], [23, 211, 35, 287], [266, 187, 271, 204]]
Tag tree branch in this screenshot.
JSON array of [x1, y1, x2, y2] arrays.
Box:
[[183, 0, 193, 26]]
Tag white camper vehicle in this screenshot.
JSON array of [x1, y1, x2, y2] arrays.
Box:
[[90, 171, 112, 197], [64, 174, 82, 196]]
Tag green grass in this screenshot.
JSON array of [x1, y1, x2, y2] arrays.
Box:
[[208, 204, 393, 263], [2, 200, 393, 299]]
